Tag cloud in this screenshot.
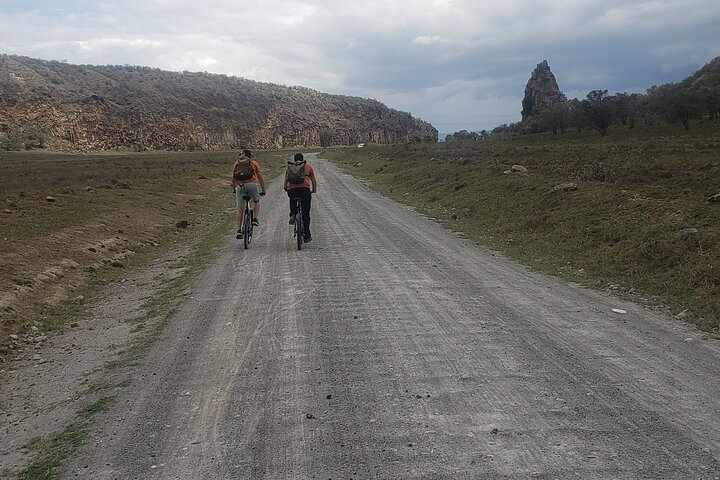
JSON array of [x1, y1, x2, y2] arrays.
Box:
[[412, 35, 442, 46], [1, 0, 719, 133]]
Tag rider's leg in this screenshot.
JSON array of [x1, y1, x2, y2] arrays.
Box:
[[246, 183, 260, 224], [300, 189, 312, 236], [288, 190, 297, 216], [235, 186, 245, 232], [236, 207, 244, 230], [287, 189, 299, 223]]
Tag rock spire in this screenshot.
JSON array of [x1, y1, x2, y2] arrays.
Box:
[[521, 60, 566, 121]]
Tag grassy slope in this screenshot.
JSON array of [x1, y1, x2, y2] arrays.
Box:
[[322, 121, 720, 334], [0, 149, 290, 352]]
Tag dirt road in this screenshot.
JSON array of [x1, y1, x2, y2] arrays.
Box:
[[62, 155, 719, 479]]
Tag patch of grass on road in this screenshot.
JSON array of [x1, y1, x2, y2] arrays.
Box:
[[19, 396, 117, 480], [19, 422, 87, 480]]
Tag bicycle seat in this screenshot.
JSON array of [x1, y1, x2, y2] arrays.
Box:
[[242, 195, 252, 201]]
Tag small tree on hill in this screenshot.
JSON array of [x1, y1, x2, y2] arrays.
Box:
[[697, 84, 720, 119]]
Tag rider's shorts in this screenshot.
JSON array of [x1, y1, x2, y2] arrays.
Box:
[[235, 182, 260, 206]]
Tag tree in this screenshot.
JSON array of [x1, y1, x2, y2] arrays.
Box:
[[582, 90, 614, 136], [668, 89, 704, 130], [491, 124, 512, 136], [446, 130, 481, 142], [648, 83, 704, 131], [24, 127, 45, 149], [0, 127, 45, 151], [611, 92, 633, 126], [538, 102, 569, 134], [697, 84, 720, 119], [567, 98, 588, 132], [318, 127, 333, 147]]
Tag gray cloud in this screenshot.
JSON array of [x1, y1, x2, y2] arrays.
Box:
[[1, 0, 719, 133]]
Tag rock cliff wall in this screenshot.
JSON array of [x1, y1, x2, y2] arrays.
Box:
[[0, 55, 437, 151]]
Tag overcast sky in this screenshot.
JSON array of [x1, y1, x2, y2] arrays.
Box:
[[1, 0, 719, 134]]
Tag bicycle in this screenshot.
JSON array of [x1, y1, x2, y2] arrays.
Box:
[[292, 196, 304, 250], [241, 194, 254, 249]]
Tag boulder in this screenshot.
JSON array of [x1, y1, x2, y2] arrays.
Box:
[[674, 228, 699, 238], [551, 182, 578, 193]]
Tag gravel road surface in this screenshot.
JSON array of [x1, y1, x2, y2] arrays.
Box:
[[64, 155, 720, 479]]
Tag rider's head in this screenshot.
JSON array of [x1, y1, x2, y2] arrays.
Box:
[[242, 149, 252, 158], [293, 152, 304, 163]]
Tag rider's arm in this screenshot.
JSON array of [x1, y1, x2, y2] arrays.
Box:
[[309, 167, 317, 193], [257, 171, 267, 194], [250, 161, 267, 193], [231, 161, 239, 190]]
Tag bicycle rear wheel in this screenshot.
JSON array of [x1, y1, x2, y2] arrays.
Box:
[[295, 211, 303, 250]]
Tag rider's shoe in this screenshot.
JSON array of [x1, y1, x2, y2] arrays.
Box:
[[289, 215, 295, 224], [303, 234, 312, 242], [252, 218, 259, 226], [236, 230, 243, 239]]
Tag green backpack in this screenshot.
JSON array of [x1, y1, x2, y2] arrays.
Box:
[[286, 161, 306, 184]]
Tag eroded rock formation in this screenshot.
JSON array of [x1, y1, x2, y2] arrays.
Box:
[[521, 60, 566, 121], [0, 55, 437, 151]]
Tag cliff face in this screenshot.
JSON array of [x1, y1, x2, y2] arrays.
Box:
[[0, 55, 437, 151], [521, 60, 566, 121]]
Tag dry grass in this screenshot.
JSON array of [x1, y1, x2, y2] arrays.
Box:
[[0, 149, 289, 352], [322, 121, 720, 333]]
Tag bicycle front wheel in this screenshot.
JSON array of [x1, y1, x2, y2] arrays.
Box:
[[244, 211, 252, 249]]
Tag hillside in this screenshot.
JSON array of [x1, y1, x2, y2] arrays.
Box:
[[0, 54, 437, 151]]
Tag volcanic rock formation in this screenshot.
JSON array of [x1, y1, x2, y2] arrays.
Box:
[[521, 60, 566, 121]]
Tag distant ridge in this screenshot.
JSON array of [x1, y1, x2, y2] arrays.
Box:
[[0, 54, 437, 151]]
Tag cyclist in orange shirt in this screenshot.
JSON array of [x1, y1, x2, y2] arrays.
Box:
[[284, 153, 317, 242], [232, 149, 266, 239]]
